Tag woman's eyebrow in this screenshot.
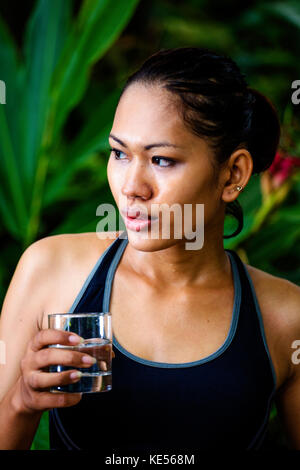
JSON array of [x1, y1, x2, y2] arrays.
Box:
[[109, 133, 182, 150]]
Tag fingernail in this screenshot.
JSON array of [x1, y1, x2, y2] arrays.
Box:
[[82, 355, 96, 364], [69, 335, 84, 344], [70, 371, 82, 380]]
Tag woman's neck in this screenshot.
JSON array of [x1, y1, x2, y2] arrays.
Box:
[[123, 236, 231, 289]]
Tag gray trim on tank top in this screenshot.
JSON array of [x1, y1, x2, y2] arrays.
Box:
[[241, 264, 277, 391], [102, 237, 242, 368], [67, 235, 122, 313]]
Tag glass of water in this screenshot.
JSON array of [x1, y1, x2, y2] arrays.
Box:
[[48, 312, 112, 393]]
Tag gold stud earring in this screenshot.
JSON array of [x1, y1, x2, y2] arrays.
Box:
[[235, 185, 243, 192]]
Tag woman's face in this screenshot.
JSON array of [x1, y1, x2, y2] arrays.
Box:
[[107, 83, 226, 251]]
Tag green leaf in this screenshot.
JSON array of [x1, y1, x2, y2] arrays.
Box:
[[0, 15, 28, 233], [20, 0, 72, 185], [30, 412, 49, 450], [44, 149, 107, 207], [0, 15, 25, 167], [69, 87, 121, 161], [0, 106, 28, 232], [0, 186, 20, 238], [262, 2, 300, 29], [246, 219, 300, 264], [50, 0, 140, 139], [162, 18, 235, 50], [272, 206, 300, 224], [44, 87, 120, 207], [50, 199, 104, 235], [235, 49, 296, 68]]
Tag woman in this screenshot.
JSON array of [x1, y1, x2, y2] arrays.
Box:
[[0, 47, 299, 451]]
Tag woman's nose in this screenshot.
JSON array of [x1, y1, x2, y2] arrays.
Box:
[[121, 162, 153, 200]]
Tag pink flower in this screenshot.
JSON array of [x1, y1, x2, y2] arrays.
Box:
[[268, 151, 300, 188]]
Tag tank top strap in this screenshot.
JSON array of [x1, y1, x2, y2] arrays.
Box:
[[69, 233, 128, 314], [225, 248, 277, 390]]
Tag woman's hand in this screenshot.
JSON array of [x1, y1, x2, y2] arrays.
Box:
[[14, 329, 98, 414]]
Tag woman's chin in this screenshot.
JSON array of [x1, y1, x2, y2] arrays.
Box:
[[126, 229, 182, 252]]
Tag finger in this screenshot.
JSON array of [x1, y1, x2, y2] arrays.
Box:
[[31, 329, 83, 352], [34, 347, 97, 370], [28, 369, 83, 391], [99, 361, 107, 371], [29, 391, 83, 410]]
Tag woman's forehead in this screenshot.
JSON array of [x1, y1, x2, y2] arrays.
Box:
[[112, 83, 215, 160], [112, 85, 192, 147], [116, 83, 177, 119]]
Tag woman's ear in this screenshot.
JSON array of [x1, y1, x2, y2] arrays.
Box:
[[221, 148, 253, 203]]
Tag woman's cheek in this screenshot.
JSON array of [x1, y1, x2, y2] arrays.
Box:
[[107, 161, 120, 194]]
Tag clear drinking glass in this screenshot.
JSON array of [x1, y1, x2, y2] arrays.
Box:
[[48, 312, 112, 393]]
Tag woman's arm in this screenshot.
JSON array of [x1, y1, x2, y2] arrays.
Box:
[[0, 238, 84, 449], [274, 283, 300, 449], [0, 378, 44, 450], [276, 369, 300, 449], [0, 241, 48, 399], [0, 240, 51, 448]]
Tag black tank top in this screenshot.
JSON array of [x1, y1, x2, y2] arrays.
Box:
[[49, 232, 277, 451]]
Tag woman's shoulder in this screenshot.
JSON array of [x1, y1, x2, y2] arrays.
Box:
[[245, 263, 300, 385], [23, 231, 123, 274], [30, 230, 121, 281], [21, 232, 121, 322], [28, 231, 121, 258], [245, 263, 300, 326]]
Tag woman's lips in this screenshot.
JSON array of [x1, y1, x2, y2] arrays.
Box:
[[124, 215, 157, 232]]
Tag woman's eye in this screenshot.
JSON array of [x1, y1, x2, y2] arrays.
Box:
[[110, 148, 126, 160], [152, 156, 175, 168], [109, 148, 175, 168]]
